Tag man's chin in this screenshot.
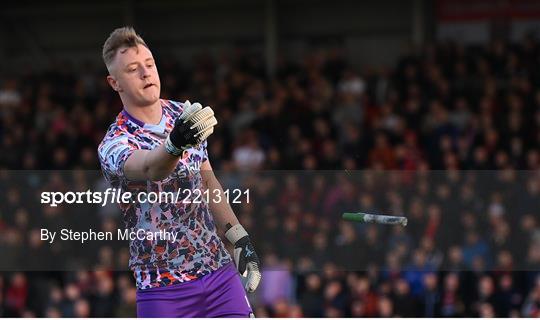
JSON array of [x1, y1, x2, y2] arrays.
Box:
[[138, 95, 160, 107]]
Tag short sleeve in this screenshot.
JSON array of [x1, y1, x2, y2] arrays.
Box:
[[98, 135, 137, 187]]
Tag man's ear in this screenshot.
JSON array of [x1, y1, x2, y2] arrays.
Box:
[[107, 75, 122, 92]]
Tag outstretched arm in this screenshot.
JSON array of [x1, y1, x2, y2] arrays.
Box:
[[123, 101, 217, 181], [124, 146, 180, 181]]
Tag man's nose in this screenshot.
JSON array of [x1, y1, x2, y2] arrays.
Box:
[[141, 66, 151, 78]]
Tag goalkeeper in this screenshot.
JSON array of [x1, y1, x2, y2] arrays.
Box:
[[98, 27, 260, 317]]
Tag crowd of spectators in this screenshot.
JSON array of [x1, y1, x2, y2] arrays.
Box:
[[0, 35, 539, 317]]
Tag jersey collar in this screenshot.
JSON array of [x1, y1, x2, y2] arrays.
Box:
[[121, 105, 167, 134]]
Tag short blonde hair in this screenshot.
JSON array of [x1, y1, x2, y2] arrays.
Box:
[[102, 26, 148, 71]]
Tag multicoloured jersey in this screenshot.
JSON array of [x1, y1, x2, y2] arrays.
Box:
[[98, 99, 231, 290]]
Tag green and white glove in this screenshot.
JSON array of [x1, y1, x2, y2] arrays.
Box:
[[225, 224, 262, 292]]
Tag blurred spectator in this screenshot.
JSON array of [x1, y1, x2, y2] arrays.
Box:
[[462, 231, 490, 269], [0, 79, 22, 107], [115, 287, 136, 317], [377, 296, 394, 317], [323, 280, 347, 316], [494, 274, 522, 317], [403, 249, 436, 297], [232, 130, 265, 170], [474, 276, 496, 316], [73, 299, 91, 318], [4, 273, 28, 317], [422, 273, 440, 317], [440, 273, 464, 317], [522, 276, 540, 317], [298, 273, 324, 317], [92, 273, 116, 317], [392, 278, 417, 316], [60, 283, 81, 317]]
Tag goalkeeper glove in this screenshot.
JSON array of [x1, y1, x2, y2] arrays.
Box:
[[225, 223, 262, 292], [165, 100, 217, 156]]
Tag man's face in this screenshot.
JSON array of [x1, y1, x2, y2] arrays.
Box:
[[107, 44, 161, 107]]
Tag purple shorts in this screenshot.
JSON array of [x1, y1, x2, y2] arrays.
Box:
[[136, 263, 253, 318]]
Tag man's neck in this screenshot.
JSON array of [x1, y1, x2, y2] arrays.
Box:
[[123, 100, 162, 125]]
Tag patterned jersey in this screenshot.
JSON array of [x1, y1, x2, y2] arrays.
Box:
[[98, 99, 231, 290]]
